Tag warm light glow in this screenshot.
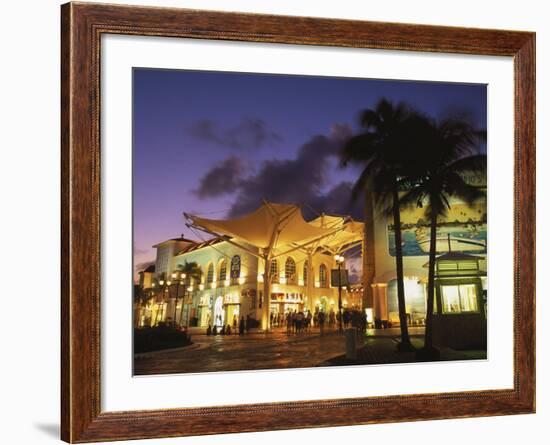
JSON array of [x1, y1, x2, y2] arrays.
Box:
[[187, 286, 193, 292], [279, 277, 287, 284], [314, 281, 320, 288], [238, 277, 246, 285], [298, 279, 304, 286], [151, 283, 155, 288], [257, 274, 264, 282], [224, 279, 230, 287], [199, 284, 205, 290], [159, 280, 164, 286], [171, 273, 177, 279], [166, 281, 172, 286]]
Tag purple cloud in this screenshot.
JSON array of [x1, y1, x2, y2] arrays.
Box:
[[185, 117, 282, 150], [194, 156, 249, 198]]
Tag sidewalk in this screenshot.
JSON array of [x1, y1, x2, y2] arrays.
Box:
[[322, 336, 487, 366]]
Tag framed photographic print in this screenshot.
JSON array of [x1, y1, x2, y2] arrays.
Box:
[[61, 2, 535, 442]]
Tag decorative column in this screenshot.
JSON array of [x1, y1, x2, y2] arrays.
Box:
[[372, 283, 388, 322], [377, 283, 388, 321]]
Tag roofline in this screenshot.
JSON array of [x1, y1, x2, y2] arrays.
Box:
[[152, 237, 197, 248]]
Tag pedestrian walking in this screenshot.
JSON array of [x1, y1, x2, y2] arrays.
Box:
[[239, 316, 245, 335], [319, 311, 326, 336]]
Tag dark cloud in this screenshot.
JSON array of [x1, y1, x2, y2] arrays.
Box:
[[308, 182, 363, 220], [185, 118, 282, 150], [225, 126, 362, 220], [329, 123, 353, 142], [194, 156, 248, 198], [227, 134, 338, 217], [191, 124, 362, 221]]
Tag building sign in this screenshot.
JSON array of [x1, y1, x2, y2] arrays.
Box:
[[270, 293, 304, 303], [230, 255, 241, 279], [331, 269, 349, 287], [388, 201, 487, 256], [223, 294, 240, 305]]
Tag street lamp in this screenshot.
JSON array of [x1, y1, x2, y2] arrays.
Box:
[[334, 254, 345, 332], [152, 279, 167, 325], [167, 271, 187, 328]]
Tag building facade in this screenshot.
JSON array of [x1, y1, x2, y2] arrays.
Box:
[[369, 173, 487, 328], [137, 236, 362, 329]]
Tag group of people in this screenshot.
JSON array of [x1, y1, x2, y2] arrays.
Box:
[[205, 308, 368, 337], [271, 308, 368, 335], [205, 314, 252, 336]]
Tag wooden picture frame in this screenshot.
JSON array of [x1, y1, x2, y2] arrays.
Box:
[[61, 2, 535, 442]]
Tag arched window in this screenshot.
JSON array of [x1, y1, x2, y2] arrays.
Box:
[[230, 255, 241, 284], [285, 257, 297, 284], [319, 264, 328, 288], [270, 259, 279, 284], [218, 259, 227, 282], [303, 260, 309, 286], [206, 263, 214, 283]]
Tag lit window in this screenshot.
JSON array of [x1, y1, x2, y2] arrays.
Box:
[[270, 259, 279, 284], [319, 264, 328, 288], [218, 260, 227, 282], [441, 284, 479, 313], [207, 263, 214, 283], [285, 257, 297, 284]]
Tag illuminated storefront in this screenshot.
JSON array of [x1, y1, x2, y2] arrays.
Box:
[[139, 203, 365, 329]]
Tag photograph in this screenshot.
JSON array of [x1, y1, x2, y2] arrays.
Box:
[[132, 68, 488, 375]]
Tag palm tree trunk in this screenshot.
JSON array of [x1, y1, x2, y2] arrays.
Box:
[[180, 283, 189, 327], [422, 208, 439, 357], [392, 186, 413, 351], [362, 189, 376, 311], [173, 283, 179, 327]]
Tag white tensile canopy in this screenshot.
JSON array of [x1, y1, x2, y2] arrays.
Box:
[[184, 201, 362, 330], [186, 202, 336, 250], [308, 215, 364, 254]]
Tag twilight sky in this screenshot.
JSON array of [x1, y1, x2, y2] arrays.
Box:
[[133, 68, 487, 272]]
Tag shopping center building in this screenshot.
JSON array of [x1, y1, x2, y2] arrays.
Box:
[[137, 176, 487, 339], [136, 202, 365, 329]]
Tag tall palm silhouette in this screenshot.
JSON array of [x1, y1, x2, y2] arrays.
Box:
[[398, 116, 486, 358], [176, 261, 202, 327], [153, 272, 167, 325], [341, 99, 423, 352]]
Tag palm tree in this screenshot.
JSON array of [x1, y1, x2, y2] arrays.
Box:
[[133, 284, 149, 327], [153, 272, 167, 325], [341, 99, 422, 352], [398, 116, 486, 358], [176, 261, 202, 327]]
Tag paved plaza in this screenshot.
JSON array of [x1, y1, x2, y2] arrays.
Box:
[[133, 326, 485, 375], [134, 327, 351, 375]]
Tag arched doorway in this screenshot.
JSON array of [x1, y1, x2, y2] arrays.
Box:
[[319, 296, 328, 313], [214, 296, 224, 327]]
